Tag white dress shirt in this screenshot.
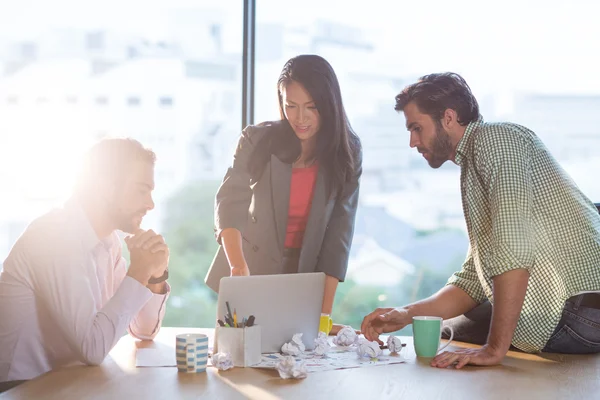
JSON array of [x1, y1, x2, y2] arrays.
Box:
[[0, 201, 169, 382]]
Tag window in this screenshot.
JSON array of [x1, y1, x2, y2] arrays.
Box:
[[256, 0, 600, 332], [95, 96, 108, 106], [0, 1, 243, 328], [159, 96, 174, 107], [86, 31, 105, 51], [1, 0, 598, 332], [127, 96, 141, 106]]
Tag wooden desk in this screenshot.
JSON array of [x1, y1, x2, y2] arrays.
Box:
[[2, 327, 599, 400]]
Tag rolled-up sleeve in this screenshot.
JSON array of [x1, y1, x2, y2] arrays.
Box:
[[446, 246, 487, 304], [214, 126, 258, 243]]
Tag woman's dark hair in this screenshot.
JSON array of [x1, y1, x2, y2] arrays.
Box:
[[248, 54, 361, 196], [394, 72, 479, 126]]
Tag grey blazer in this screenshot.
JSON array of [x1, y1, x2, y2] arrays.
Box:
[[204, 121, 361, 293]]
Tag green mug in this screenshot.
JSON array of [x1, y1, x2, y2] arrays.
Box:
[[412, 316, 454, 357]]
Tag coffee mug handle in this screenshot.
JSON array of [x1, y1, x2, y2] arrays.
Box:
[[438, 325, 454, 353], [186, 344, 195, 371]]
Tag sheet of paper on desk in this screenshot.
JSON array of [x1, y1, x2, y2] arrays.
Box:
[[252, 346, 406, 373], [135, 348, 177, 367]]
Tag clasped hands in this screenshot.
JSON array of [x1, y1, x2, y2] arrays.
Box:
[[125, 229, 170, 290]]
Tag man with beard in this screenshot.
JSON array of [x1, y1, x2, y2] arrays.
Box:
[[0, 138, 170, 390], [361, 73, 600, 368]]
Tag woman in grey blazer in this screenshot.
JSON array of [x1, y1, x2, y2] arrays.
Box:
[[205, 54, 362, 318]]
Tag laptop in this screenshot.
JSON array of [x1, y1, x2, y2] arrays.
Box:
[[215, 272, 326, 353]]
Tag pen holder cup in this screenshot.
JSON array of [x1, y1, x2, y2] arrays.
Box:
[[215, 325, 261, 367]]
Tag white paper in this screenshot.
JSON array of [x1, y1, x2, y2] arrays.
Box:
[[281, 333, 306, 356], [254, 346, 406, 373], [276, 355, 307, 379], [313, 332, 331, 356], [211, 352, 234, 371], [135, 348, 176, 367], [387, 336, 403, 354], [333, 326, 358, 347], [356, 338, 383, 359]]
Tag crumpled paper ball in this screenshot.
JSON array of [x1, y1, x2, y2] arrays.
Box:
[[281, 333, 306, 356], [276, 355, 307, 379], [313, 332, 331, 356], [211, 352, 234, 371], [332, 326, 358, 347], [387, 335, 403, 354], [356, 338, 383, 359]]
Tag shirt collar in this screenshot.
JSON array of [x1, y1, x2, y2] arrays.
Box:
[[455, 116, 484, 166], [64, 198, 104, 252]]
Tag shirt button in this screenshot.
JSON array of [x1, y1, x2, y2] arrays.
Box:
[[251, 216, 257, 223], [252, 245, 259, 252]]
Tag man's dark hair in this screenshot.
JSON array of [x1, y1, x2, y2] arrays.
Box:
[[395, 72, 480, 126]]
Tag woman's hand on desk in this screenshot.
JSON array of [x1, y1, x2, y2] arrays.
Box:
[[230, 265, 250, 276]]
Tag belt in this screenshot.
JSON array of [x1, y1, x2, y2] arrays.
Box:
[[569, 293, 600, 309], [580, 293, 600, 309]]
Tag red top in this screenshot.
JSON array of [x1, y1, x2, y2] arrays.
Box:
[[285, 163, 319, 249]]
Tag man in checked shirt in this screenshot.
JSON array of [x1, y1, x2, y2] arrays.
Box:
[[361, 72, 600, 368]]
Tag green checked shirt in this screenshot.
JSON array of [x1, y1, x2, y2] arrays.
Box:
[[447, 117, 600, 353]]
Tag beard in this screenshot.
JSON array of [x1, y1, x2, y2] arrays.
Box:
[[107, 201, 145, 234], [419, 123, 453, 169]]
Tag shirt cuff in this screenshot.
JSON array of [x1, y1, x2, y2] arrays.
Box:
[[484, 253, 532, 278], [112, 276, 154, 314], [148, 282, 170, 304], [446, 276, 487, 304]]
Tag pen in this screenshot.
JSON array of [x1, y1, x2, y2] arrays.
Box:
[[233, 309, 238, 328], [379, 343, 407, 349], [225, 301, 233, 323], [217, 319, 225, 327]]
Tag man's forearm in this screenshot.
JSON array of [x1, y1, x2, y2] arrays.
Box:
[[404, 284, 478, 320], [487, 268, 530, 353]]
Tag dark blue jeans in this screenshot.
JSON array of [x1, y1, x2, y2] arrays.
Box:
[[542, 294, 600, 354], [442, 294, 600, 354]]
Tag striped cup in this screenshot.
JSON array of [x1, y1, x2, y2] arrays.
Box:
[[176, 333, 209, 373]]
